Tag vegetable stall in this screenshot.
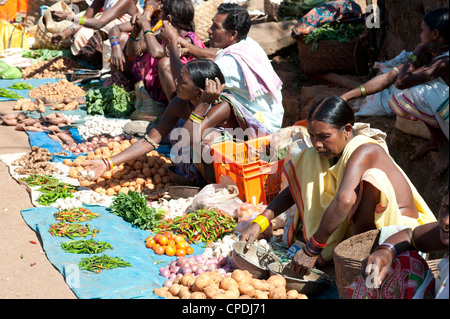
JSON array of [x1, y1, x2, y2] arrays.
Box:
[[0, 45, 337, 299]]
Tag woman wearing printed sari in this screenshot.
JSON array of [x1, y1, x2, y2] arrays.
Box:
[[79, 59, 269, 185], [240, 96, 436, 276], [349, 187, 448, 299], [51, 0, 143, 67], [341, 8, 449, 181], [125, 0, 206, 105]]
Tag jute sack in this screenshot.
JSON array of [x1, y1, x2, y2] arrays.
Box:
[[33, 1, 73, 50]]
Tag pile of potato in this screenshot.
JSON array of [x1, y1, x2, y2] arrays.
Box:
[[153, 269, 308, 299], [64, 138, 173, 196], [29, 80, 86, 104], [21, 57, 84, 79]]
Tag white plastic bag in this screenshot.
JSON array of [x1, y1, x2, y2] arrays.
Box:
[[191, 175, 242, 217]]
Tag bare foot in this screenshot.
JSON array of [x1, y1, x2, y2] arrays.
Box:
[[431, 147, 449, 180], [410, 140, 438, 160]]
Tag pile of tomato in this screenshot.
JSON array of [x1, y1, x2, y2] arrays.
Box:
[[145, 231, 194, 257]]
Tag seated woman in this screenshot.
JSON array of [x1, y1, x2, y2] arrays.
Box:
[[239, 96, 437, 276], [80, 59, 269, 185], [341, 8, 449, 181], [349, 187, 448, 299], [51, 0, 143, 67], [124, 0, 205, 105]]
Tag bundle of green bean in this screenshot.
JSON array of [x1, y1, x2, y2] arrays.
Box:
[[61, 239, 113, 254], [78, 254, 131, 273], [38, 182, 78, 205]]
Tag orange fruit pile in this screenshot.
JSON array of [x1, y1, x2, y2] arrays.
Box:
[[145, 231, 194, 257]]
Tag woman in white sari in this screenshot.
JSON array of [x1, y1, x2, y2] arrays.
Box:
[[341, 8, 449, 180]]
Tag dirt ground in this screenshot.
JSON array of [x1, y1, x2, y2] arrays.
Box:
[[0, 100, 76, 299]]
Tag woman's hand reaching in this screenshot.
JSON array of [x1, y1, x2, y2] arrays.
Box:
[[79, 159, 107, 181]]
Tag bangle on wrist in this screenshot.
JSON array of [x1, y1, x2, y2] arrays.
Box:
[[144, 134, 159, 149], [110, 35, 119, 42], [79, 16, 85, 25], [250, 215, 270, 233], [130, 33, 141, 42], [102, 157, 114, 170], [69, 25, 76, 34], [375, 242, 397, 259], [189, 112, 205, 124], [408, 54, 420, 66], [111, 41, 120, 48], [143, 29, 154, 36], [304, 237, 324, 257], [311, 235, 327, 248], [359, 84, 367, 97]]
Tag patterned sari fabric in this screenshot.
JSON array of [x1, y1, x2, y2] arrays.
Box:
[[348, 251, 436, 299], [388, 52, 449, 140], [291, 0, 363, 37], [130, 31, 206, 103]]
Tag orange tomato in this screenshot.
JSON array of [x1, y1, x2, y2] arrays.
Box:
[[158, 235, 168, 246], [174, 235, 185, 244], [185, 246, 194, 255], [163, 232, 173, 240], [176, 248, 186, 257], [145, 238, 156, 249], [176, 241, 187, 250], [166, 239, 176, 247], [153, 244, 165, 255], [154, 233, 161, 242], [165, 245, 176, 256]]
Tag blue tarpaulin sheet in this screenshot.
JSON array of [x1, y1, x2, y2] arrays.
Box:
[[20, 204, 205, 299], [26, 130, 172, 162], [0, 78, 60, 101]]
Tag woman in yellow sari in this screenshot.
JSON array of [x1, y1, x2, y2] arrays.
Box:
[[240, 96, 436, 276]]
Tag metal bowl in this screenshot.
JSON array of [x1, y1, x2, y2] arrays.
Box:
[[168, 185, 200, 199], [232, 241, 280, 279], [268, 261, 334, 297]]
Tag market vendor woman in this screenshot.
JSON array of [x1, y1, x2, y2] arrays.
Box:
[[81, 58, 269, 184], [240, 96, 437, 277]]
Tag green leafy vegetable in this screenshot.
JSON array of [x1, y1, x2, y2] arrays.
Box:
[[109, 191, 164, 230], [22, 49, 70, 61], [303, 23, 364, 52], [85, 84, 135, 118]]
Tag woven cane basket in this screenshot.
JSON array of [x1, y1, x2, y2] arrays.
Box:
[[333, 229, 380, 299], [193, 0, 224, 43], [297, 37, 363, 74]]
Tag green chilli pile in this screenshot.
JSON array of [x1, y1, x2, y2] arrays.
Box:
[[152, 209, 237, 243]]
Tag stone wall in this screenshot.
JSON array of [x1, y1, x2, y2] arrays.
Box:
[[379, 0, 449, 60]]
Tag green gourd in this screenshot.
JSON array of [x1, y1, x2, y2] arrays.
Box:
[[0, 66, 22, 79], [0, 61, 10, 75]]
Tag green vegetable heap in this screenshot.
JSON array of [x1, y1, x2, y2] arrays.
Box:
[[85, 84, 135, 118], [303, 23, 365, 52], [61, 239, 113, 254], [109, 191, 165, 230], [152, 209, 237, 243]]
